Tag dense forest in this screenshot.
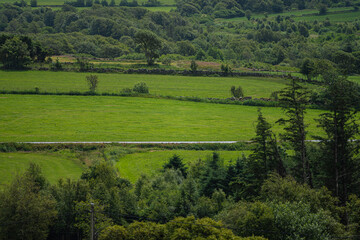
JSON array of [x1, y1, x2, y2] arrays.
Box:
[[1, 1, 360, 72]]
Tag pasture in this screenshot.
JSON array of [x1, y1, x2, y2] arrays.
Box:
[[0, 71, 296, 99], [0, 94, 325, 142], [115, 150, 251, 182], [220, 7, 357, 22], [0, 151, 84, 187]]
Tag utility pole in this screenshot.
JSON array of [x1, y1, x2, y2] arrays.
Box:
[[90, 203, 94, 240]]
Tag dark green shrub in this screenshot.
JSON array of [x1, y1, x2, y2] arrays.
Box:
[[133, 82, 149, 93]]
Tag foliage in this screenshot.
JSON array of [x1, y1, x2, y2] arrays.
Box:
[[217, 201, 277, 239], [133, 82, 149, 93], [163, 154, 187, 177], [0, 163, 57, 240], [316, 74, 360, 205], [134, 30, 162, 65], [86, 74, 99, 92], [190, 59, 198, 72], [0, 36, 31, 69], [277, 79, 312, 185], [230, 86, 244, 98]]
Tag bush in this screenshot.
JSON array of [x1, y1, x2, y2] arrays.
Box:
[[86, 75, 99, 92], [133, 82, 149, 94], [230, 86, 244, 98], [190, 60, 198, 72]]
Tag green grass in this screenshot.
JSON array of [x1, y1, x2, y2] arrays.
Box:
[[0, 71, 297, 99], [0, 94, 325, 142], [0, 151, 84, 187], [220, 7, 357, 22], [349, 75, 360, 84], [143, 6, 175, 12], [293, 10, 360, 22], [115, 150, 250, 182]]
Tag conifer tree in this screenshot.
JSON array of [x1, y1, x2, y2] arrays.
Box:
[[277, 79, 312, 186], [316, 73, 360, 205]]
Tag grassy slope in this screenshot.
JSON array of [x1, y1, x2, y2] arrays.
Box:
[[0, 71, 295, 99], [115, 150, 250, 182], [0, 151, 84, 187], [0, 94, 324, 142]]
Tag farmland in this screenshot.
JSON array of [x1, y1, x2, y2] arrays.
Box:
[[0, 70, 299, 98], [115, 150, 251, 182], [0, 94, 325, 142], [0, 151, 84, 187]]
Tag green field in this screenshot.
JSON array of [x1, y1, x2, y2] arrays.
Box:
[[221, 7, 358, 22], [0, 94, 325, 142], [0, 151, 84, 187], [0, 71, 298, 99], [115, 150, 250, 182]]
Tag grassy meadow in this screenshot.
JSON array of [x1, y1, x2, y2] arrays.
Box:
[[0, 94, 325, 142], [220, 7, 358, 22], [0, 151, 84, 187], [115, 150, 251, 182], [0, 71, 296, 99]]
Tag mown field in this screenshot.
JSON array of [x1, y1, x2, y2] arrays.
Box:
[[0, 151, 84, 187], [221, 7, 358, 22], [0, 71, 296, 99], [0, 94, 325, 142], [115, 150, 251, 182]]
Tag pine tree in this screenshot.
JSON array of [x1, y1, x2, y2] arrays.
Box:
[[277, 79, 312, 186], [316, 73, 360, 206]]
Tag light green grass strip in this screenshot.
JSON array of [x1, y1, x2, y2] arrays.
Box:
[[0, 95, 324, 142], [115, 150, 250, 182], [0, 152, 84, 187], [0, 71, 293, 99]]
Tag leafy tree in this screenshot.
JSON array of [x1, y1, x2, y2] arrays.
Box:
[[316, 74, 360, 206], [195, 49, 206, 60], [318, 4, 328, 15], [0, 36, 31, 69], [217, 201, 277, 239], [134, 30, 162, 65], [109, 0, 115, 6], [50, 178, 89, 239], [221, 64, 232, 75], [277, 79, 312, 186], [245, 10, 252, 20], [30, 0, 37, 7], [0, 164, 57, 240], [300, 58, 315, 81], [230, 86, 244, 98], [99, 225, 128, 240], [75, 199, 113, 239], [163, 154, 187, 177], [271, 201, 342, 240], [133, 82, 149, 93], [86, 74, 99, 92], [190, 59, 198, 72]]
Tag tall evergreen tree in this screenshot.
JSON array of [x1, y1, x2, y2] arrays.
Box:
[[316, 73, 360, 206], [277, 79, 312, 186]]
